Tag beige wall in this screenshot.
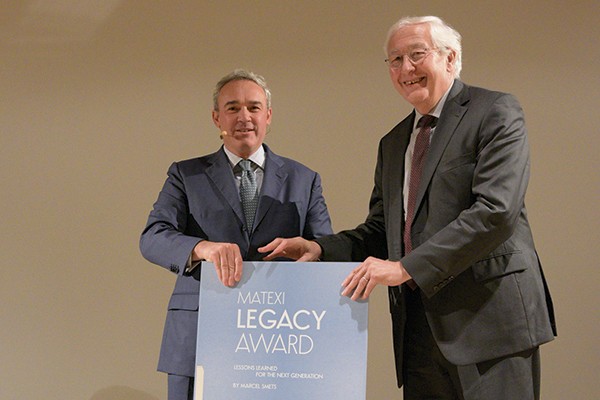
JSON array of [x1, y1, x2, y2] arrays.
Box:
[[1, 1, 598, 399]]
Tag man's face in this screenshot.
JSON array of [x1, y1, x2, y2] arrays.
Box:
[[386, 23, 455, 114], [212, 79, 272, 158]]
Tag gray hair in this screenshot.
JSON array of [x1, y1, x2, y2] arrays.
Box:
[[212, 69, 272, 111], [384, 16, 462, 78]]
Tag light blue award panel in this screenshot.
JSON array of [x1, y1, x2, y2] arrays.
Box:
[[195, 261, 368, 400]]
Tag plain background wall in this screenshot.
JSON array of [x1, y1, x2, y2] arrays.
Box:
[[1, 1, 598, 399]]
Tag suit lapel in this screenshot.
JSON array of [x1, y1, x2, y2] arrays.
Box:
[[384, 115, 414, 259], [415, 80, 469, 210], [205, 148, 246, 226], [253, 145, 287, 231]]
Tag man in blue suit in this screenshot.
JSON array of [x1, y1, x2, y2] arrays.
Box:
[[261, 16, 556, 400], [140, 69, 333, 400]]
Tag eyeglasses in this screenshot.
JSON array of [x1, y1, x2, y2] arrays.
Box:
[[385, 48, 438, 69]]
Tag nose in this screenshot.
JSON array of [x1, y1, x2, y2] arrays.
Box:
[[400, 56, 416, 72], [237, 107, 251, 121]]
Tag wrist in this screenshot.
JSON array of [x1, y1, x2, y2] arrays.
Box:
[[309, 241, 323, 260], [192, 240, 208, 261]]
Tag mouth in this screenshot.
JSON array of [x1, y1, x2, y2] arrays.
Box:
[[235, 127, 255, 134], [403, 76, 425, 86]]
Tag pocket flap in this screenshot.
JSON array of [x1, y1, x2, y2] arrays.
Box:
[[472, 251, 526, 282], [167, 293, 199, 311]]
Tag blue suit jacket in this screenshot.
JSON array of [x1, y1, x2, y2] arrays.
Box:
[[140, 144, 333, 376]]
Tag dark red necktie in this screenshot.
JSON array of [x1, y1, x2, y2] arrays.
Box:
[[403, 115, 436, 255]]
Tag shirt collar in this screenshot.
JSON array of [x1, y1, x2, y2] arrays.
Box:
[[413, 83, 453, 130], [223, 145, 266, 169]]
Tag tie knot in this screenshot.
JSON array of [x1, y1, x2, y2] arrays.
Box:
[[417, 115, 437, 128], [239, 159, 253, 172]]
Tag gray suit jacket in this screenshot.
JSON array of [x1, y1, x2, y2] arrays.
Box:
[[140, 144, 333, 376], [317, 80, 556, 386]]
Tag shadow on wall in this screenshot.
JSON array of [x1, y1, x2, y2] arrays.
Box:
[[90, 386, 159, 400]]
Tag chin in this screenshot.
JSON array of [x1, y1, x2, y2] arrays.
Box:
[[406, 90, 430, 105]]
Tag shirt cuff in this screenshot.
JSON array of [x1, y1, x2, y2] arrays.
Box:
[[185, 253, 201, 273]]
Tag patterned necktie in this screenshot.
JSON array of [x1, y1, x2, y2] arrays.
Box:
[[403, 115, 436, 254], [239, 159, 258, 232]]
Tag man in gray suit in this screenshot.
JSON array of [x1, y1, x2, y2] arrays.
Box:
[[260, 16, 556, 399], [140, 69, 333, 400]]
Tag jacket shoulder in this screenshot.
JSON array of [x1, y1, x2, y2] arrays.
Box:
[[265, 146, 318, 176], [171, 150, 223, 174], [455, 81, 518, 107]]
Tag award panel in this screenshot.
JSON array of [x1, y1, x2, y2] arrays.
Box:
[[195, 261, 368, 400]]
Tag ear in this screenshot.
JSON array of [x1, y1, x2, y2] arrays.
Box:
[[211, 109, 220, 128], [266, 108, 273, 125], [446, 50, 457, 72]]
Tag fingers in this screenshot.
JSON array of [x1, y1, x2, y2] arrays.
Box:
[[341, 264, 362, 288], [205, 242, 242, 287], [260, 237, 314, 261], [218, 262, 237, 287], [212, 252, 224, 284], [213, 252, 232, 287], [232, 253, 243, 284], [217, 254, 233, 287], [341, 270, 361, 298], [260, 239, 288, 261], [223, 248, 243, 287], [353, 275, 374, 300], [257, 238, 281, 255], [341, 264, 374, 300]]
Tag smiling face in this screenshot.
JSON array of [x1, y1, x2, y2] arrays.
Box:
[[212, 79, 272, 159], [386, 23, 456, 114]]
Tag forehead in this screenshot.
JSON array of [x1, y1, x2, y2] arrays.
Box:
[[387, 23, 433, 54], [217, 80, 267, 105]]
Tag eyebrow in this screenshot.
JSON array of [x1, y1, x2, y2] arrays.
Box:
[[223, 100, 263, 107], [388, 43, 430, 55]]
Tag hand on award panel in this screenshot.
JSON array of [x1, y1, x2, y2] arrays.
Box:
[[341, 257, 412, 301], [192, 240, 243, 287], [259, 237, 323, 261]]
